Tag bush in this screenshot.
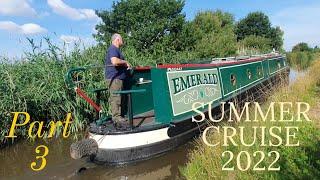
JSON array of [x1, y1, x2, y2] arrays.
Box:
[[286, 51, 315, 70], [238, 35, 272, 53], [194, 30, 237, 58]]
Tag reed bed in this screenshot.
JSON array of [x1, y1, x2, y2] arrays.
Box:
[[0, 39, 107, 145]]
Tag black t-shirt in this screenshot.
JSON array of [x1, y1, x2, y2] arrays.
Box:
[[105, 44, 127, 80]]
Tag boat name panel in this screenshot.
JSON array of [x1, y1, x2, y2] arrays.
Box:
[[166, 68, 222, 116]]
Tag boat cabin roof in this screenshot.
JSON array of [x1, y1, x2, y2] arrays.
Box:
[[134, 54, 282, 71]]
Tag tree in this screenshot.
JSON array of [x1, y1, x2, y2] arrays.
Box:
[[292, 42, 311, 52], [191, 10, 237, 58], [236, 12, 271, 40], [235, 12, 283, 50], [194, 29, 237, 58], [94, 0, 186, 52], [269, 26, 283, 50], [193, 10, 234, 37], [175, 21, 198, 51]]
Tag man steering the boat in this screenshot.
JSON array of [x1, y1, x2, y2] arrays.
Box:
[[105, 33, 131, 128]]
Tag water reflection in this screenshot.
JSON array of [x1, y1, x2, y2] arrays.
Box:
[[289, 68, 306, 85], [0, 136, 194, 180]]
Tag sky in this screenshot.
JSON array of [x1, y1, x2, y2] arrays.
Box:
[[0, 0, 319, 58]]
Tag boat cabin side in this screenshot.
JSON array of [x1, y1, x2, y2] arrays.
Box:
[[128, 55, 288, 127]]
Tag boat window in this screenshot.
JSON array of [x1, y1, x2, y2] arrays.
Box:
[[247, 69, 252, 79], [230, 74, 236, 86]]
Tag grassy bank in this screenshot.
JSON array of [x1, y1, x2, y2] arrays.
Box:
[[181, 58, 320, 179]]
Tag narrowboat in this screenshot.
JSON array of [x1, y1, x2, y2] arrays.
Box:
[[66, 53, 289, 165]]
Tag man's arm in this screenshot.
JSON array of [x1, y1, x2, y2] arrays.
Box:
[[111, 57, 126, 66], [111, 57, 131, 68]]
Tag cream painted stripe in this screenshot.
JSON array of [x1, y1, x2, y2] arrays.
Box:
[[89, 127, 170, 149], [270, 67, 287, 75]]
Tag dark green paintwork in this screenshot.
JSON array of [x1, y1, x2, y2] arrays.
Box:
[[129, 69, 154, 116], [219, 61, 264, 96], [268, 57, 286, 75], [151, 68, 173, 123], [65, 56, 288, 126], [149, 56, 288, 125]]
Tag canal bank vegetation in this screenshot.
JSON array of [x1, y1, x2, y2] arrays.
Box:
[[1, 0, 285, 146], [0, 40, 106, 146], [181, 58, 320, 179], [286, 42, 320, 70]]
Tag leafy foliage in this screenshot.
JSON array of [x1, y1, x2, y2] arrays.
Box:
[[287, 42, 319, 70], [269, 26, 284, 51], [286, 51, 315, 70], [191, 10, 237, 58], [235, 12, 283, 50], [95, 0, 187, 53], [292, 42, 312, 52], [95, 3, 282, 64], [239, 35, 272, 53], [194, 29, 237, 58], [192, 10, 234, 36]]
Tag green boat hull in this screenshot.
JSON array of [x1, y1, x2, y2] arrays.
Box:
[[68, 54, 289, 164]]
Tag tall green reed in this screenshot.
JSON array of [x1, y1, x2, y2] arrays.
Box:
[[0, 38, 105, 145]]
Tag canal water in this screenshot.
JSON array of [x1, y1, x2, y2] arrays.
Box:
[[0, 137, 193, 179], [0, 68, 304, 180], [289, 68, 305, 85]]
